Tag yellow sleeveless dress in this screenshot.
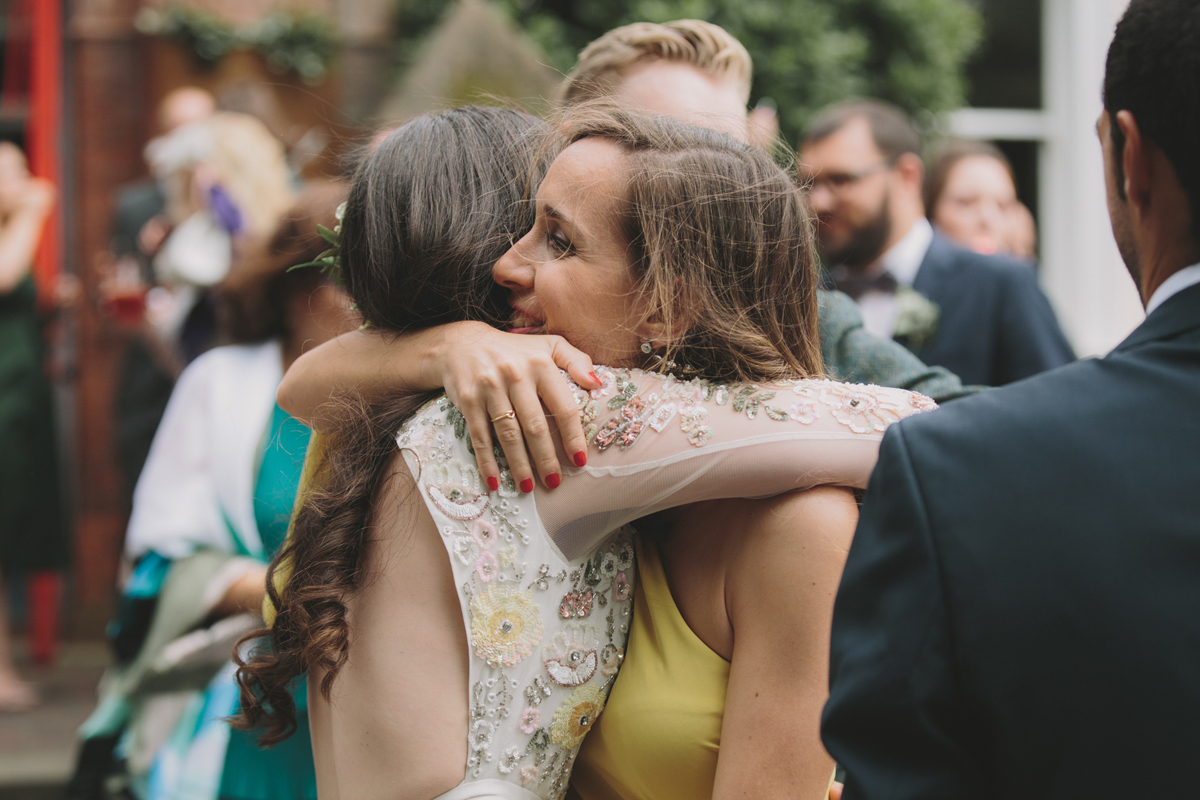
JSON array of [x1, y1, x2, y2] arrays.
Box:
[[572, 534, 730, 800]]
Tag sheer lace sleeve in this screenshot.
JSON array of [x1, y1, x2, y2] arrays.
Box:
[[533, 367, 937, 560]]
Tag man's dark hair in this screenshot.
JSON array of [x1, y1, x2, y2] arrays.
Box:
[[802, 99, 921, 161], [1104, 0, 1200, 241]]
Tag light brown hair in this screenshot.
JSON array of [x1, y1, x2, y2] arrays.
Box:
[[552, 104, 823, 382], [558, 20, 752, 108]]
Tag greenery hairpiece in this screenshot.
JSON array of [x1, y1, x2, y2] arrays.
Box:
[[291, 201, 346, 285]]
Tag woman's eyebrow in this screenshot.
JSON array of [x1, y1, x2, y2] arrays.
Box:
[[543, 202, 587, 244]]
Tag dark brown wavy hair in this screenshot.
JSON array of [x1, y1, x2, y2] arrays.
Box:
[[235, 105, 822, 745], [233, 105, 548, 744]]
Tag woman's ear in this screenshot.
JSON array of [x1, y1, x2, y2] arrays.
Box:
[[634, 304, 693, 351]]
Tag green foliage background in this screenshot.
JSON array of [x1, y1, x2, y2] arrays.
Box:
[[392, 0, 982, 144]]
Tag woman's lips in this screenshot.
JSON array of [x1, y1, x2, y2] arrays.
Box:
[[508, 305, 544, 334]]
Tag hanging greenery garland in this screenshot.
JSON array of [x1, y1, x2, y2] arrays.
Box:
[[134, 5, 338, 84]]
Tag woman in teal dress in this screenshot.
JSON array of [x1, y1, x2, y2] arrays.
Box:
[[0, 141, 64, 712], [71, 181, 356, 800]]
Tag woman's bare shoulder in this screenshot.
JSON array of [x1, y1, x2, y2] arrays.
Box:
[[725, 487, 858, 614]]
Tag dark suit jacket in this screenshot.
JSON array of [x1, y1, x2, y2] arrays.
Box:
[[905, 234, 1073, 386], [823, 282, 1200, 799]]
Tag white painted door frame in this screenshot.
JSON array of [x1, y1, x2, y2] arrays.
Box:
[[949, 0, 1142, 357]]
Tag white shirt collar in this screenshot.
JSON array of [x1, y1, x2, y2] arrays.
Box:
[[879, 217, 934, 288], [1144, 262, 1200, 317]]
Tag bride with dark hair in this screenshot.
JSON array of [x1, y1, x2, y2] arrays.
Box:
[[240, 104, 933, 800]]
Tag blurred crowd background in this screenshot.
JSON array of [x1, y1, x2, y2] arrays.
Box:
[[0, 0, 1139, 793]]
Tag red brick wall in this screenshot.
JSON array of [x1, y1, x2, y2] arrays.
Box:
[[67, 0, 153, 635]]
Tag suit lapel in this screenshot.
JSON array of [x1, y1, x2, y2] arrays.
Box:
[[894, 234, 954, 351], [909, 233, 954, 303], [1112, 282, 1200, 354]]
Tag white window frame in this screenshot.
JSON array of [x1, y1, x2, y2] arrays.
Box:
[[948, 0, 1142, 357]]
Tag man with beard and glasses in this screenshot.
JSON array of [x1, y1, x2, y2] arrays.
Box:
[[800, 100, 1074, 386]]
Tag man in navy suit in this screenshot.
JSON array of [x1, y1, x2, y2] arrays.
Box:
[[822, 1, 1200, 796], [800, 101, 1074, 386]]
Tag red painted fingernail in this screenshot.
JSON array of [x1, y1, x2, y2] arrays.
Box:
[[520, 478, 534, 493], [588, 371, 600, 384], [487, 476, 499, 492], [546, 473, 561, 489], [573, 450, 587, 467]]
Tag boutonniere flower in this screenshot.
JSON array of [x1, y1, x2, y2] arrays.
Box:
[[893, 285, 940, 352]]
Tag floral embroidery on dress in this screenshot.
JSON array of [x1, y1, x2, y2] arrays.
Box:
[[600, 645, 624, 677], [789, 384, 820, 424], [476, 551, 500, 582], [399, 398, 637, 800], [400, 367, 932, 799], [549, 684, 607, 749], [543, 624, 600, 688], [427, 483, 490, 520], [471, 585, 543, 667], [818, 382, 907, 434], [519, 707, 541, 734], [572, 367, 931, 455], [909, 391, 940, 413], [613, 572, 631, 602]]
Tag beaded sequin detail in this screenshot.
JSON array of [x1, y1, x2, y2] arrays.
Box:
[[578, 368, 935, 449], [397, 398, 635, 800], [395, 372, 931, 798]]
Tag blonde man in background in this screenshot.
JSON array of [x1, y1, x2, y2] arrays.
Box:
[[558, 19, 753, 141]]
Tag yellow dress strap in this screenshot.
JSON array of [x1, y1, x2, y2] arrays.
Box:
[[263, 431, 331, 626], [572, 534, 729, 800]]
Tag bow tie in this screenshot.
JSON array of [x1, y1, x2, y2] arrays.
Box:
[[831, 269, 899, 301]]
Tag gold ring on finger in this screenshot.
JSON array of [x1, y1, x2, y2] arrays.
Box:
[[490, 409, 517, 423]]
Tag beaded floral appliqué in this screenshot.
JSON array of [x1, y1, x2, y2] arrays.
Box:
[[575, 367, 935, 451], [397, 400, 636, 800]]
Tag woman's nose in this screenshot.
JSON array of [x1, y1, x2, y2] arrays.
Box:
[[493, 229, 536, 290], [980, 199, 1007, 234]]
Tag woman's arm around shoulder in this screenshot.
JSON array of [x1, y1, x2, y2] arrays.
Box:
[[276, 323, 599, 490], [713, 486, 859, 800]]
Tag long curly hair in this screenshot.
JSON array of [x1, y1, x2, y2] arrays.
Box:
[[233, 105, 547, 744]]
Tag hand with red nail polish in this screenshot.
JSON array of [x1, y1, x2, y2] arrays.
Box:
[[546, 473, 561, 489], [573, 451, 588, 468], [519, 478, 534, 493], [487, 476, 499, 492]]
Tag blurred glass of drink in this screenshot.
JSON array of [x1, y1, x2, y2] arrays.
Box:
[[100, 255, 148, 324]]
